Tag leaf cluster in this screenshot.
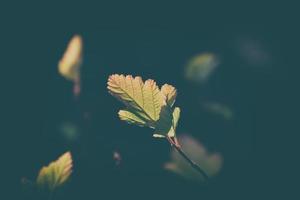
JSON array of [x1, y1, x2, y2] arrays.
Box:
[[107, 74, 181, 138]]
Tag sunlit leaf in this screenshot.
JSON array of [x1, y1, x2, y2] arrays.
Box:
[[161, 84, 177, 107], [58, 35, 83, 81], [185, 53, 219, 83], [154, 107, 180, 138], [172, 107, 181, 130], [165, 135, 222, 182], [108, 75, 164, 124], [36, 152, 73, 191], [107, 74, 180, 137], [118, 109, 147, 126], [154, 105, 174, 138]]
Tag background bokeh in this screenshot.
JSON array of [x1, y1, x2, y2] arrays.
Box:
[[2, 2, 298, 200]]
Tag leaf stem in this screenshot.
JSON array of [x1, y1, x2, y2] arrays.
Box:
[[167, 137, 209, 181], [73, 77, 81, 98]]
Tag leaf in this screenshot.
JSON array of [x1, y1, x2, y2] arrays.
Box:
[[185, 53, 219, 83], [154, 107, 180, 138], [172, 107, 181, 130], [36, 152, 73, 191], [154, 105, 174, 138], [143, 79, 165, 121], [58, 35, 83, 81], [118, 109, 147, 126], [108, 74, 165, 125], [165, 135, 222, 182], [161, 84, 177, 107], [108, 74, 181, 137]]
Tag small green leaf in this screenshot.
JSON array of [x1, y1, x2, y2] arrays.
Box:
[[36, 152, 73, 191], [172, 107, 181, 130], [154, 105, 174, 138], [154, 107, 181, 138]]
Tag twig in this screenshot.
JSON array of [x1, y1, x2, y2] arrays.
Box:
[[167, 136, 209, 181], [73, 77, 81, 98]]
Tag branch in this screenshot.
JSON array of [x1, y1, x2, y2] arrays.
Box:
[[167, 137, 209, 181]]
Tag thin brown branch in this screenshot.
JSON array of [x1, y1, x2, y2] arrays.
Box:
[[167, 137, 209, 181]]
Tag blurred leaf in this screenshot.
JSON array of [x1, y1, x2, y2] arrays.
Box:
[[165, 135, 222, 182], [185, 53, 219, 83], [236, 37, 271, 66], [202, 102, 234, 120], [107, 74, 180, 138], [153, 134, 166, 138], [60, 122, 80, 142], [36, 152, 73, 191], [58, 35, 83, 81]]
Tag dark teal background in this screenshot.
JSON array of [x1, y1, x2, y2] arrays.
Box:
[[1, 2, 298, 200]]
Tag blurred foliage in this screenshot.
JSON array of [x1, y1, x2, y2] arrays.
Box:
[[165, 135, 223, 182], [59, 122, 80, 142], [10, 24, 275, 199], [185, 53, 219, 83], [36, 152, 73, 191], [202, 102, 234, 120], [58, 35, 83, 82], [21, 152, 73, 199]]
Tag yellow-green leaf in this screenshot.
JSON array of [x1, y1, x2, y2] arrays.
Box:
[[118, 109, 147, 126], [143, 79, 164, 121], [161, 84, 177, 107], [108, 74, 181, 138], [58, 35, 83, 81], [36, 152, 73, 191], [108, 74, 164, 123], [154, 107, 180, 138], [172, 107, 180, 130], [153, 105, 173, 138]]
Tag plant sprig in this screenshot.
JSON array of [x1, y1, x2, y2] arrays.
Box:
[[107, 74, 209, 180]]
